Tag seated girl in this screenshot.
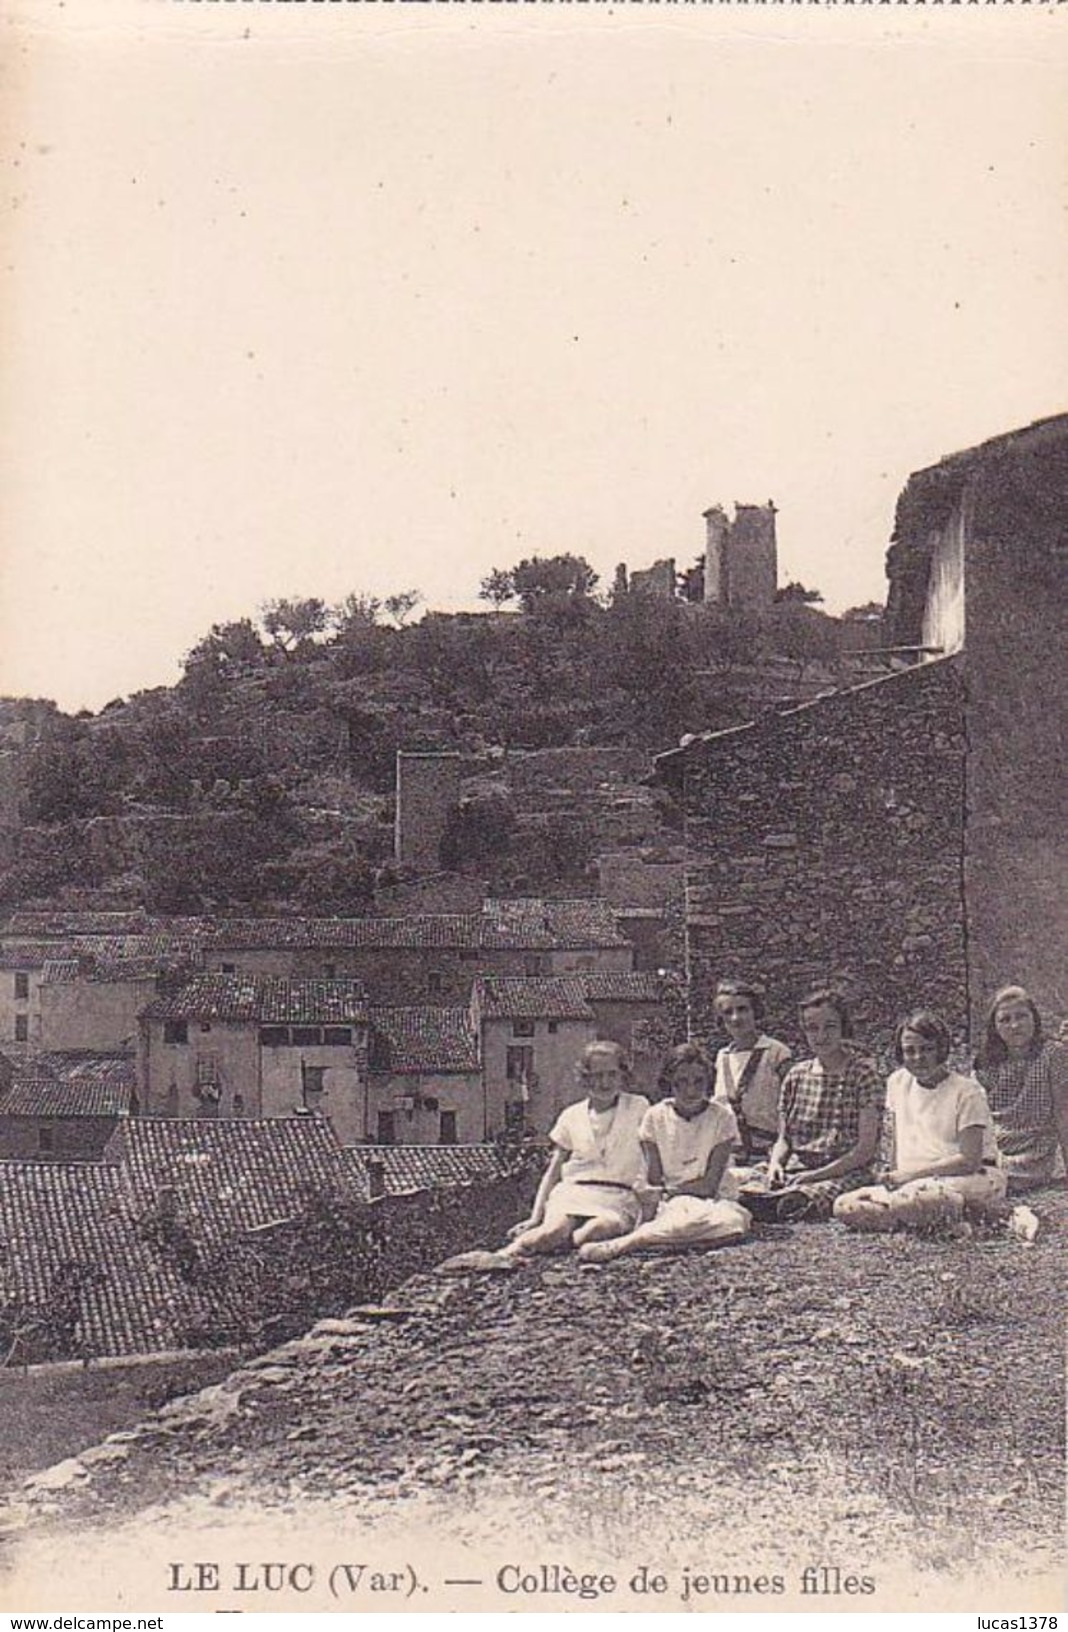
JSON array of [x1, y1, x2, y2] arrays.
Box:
[[974, 985, 1068, 1192], [441, 1039, 649, 1272], [834, 1009, 1007, 1232], [576, 1042, 751, 1264], [740, 987, 882, 1222], [712, 978, 793, 1165]]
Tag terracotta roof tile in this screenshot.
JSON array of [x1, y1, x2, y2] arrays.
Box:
[[339, 1143, 513, 1200], [473, 977, 594, 1021], [367, 1008, 478, 1075], [580, 971, 664, 1004], [109, 1117, 352, 1244], [0, 1160, 208, 1356]]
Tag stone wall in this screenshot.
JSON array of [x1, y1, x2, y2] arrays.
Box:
[[681, 657, 967, 1055], [963, 454, 1068, 1026]]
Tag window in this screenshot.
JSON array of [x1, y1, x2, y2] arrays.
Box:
[[259, 1025, 288, 1047], [506, 1045, 534, 1083], [13, 972, 29, 1001], [199, 1022, 212, 1034], [513, 1020, 535, 1038], [523, 956, 542, 977], [233, 1094, 244, 1115], [439, 1110, 458, 1146], [505, 1101, 526, 1135], [377, 1109, 396, 1145], [292, 1026, 321, 1046], [323, 1027, 352, 1046], [37, 1125, 54, 1154], [427, 971, 445, 997], [14, 1014, 28, 1042], [196, 1055, 220, 1085], [548, 1021, 559, 1035], [163, 1020, 188, 1045], [220, 963, 236, 975], [165, 1083, 179, 1116], [323, 962, 337, 980]]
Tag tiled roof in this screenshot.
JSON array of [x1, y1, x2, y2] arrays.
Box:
[[109, 1117, 352, 1245], [580, 971, 665, 1004], [140, 974, 368, 1025], [1, 935, 202, 979], [0, 942, 74, 971], [339, 1143, 513, 1200], [484, 897, 629, 949], [367, 1008, 478, 1075], [0, 1160, 209, 1357], [3, 912, 206, 939], [473, 977, 594, 1021], [41, 959, 82, 984]]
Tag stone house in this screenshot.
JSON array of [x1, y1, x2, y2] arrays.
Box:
[[0, 932, 202, 1053], [138, 974, 369, 1143], [471, 970, 669, 1134], [655, 414, 1067, 1049], [0, 1053, 137, 1161]]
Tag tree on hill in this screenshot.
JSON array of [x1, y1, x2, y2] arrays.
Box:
[[383, 590, 423, 629], [478, 568, 517, 610], [480, 554, 599, 616], [261, 597, 331, 654]]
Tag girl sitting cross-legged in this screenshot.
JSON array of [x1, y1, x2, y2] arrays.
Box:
[[576, 1043, 751, 1264], [740, 987, 883, 1222], [834, 1009, 1007, 1233]]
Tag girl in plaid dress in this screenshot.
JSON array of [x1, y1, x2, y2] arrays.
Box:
[[740, 989, 882, 1221], [975, 986, 1068, 1190]]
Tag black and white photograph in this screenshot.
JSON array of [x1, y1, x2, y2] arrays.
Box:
[[0, 0, 1065, 1612]]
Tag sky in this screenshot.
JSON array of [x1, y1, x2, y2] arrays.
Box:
[[2, 2, 1067, 711]]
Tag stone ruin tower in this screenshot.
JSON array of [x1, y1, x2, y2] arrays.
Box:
[[703, 502, 778, 610]]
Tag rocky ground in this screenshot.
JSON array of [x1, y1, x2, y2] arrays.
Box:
[[1, 1195, 1063, 1613]]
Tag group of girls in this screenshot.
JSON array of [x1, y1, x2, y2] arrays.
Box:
[[444, 980, 1068, 1272]]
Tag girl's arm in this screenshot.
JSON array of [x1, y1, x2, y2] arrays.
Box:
[[642, 1139, 666, 1189], [507, 1146, 566, 1237], [786, 1102, 881, 1186], [667, 1138, 733, 1201], [886, 1123, 984, 1187]]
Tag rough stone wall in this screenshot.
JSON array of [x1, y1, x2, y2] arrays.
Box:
[[683, 657, 967, 1055], [40, 977, 157, 1053], [963, 455, 1068, 1026], [630, 559, 677, 599]]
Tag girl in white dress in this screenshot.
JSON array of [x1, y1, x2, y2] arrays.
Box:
[[441, 1039, 649, 1271], [577, 1043, 752, 1263], [834, 1009, 1007, 1232]]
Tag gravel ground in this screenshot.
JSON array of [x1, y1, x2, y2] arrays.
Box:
[[1, 1193, 1063, 1612]]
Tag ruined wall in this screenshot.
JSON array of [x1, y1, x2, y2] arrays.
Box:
[[683, 657, 968, 1055], [394, 752, 462, 874], [963, 455, 1068, 1026]]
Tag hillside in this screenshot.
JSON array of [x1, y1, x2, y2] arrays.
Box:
[[0, 593, 874, 917], [3, 1195, 1062, 1613]]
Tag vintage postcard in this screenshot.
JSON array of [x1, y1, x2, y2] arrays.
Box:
[[0, 0, 1064, 1616]]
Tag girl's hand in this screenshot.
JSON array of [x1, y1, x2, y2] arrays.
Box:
[[766, 1161, 786, 1190]]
